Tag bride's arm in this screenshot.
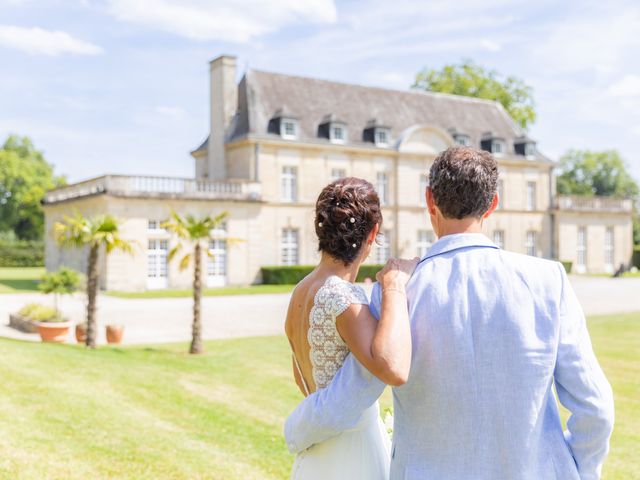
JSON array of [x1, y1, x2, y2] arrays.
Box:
[[336, 257, 418, 386]]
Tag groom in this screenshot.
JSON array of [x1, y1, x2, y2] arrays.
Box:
[[285, 146, 614, 479]]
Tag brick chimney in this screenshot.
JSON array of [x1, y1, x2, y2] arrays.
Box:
[[208, 55, 237, 179]]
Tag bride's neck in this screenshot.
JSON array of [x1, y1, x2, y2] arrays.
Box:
[[317, 252, 360, 283]]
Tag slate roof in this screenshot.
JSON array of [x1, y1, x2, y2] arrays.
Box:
[[194, 69, 548, 161]]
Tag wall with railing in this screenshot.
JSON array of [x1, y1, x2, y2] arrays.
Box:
[[44, 175, 262, 203], [555, 195, 633, 213]]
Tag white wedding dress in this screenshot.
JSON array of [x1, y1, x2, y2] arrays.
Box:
[[290, 276, 391, 480]]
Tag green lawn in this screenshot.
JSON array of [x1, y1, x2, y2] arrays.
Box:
[[106, 284, 295, 298], [0, 313, 637, 479], [0, 267, 44, 293]]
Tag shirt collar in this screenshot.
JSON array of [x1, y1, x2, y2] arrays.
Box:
[[421, 233, 498, 264]]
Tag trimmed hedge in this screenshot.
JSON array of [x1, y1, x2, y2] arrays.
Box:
[[560, 260, 573, 274], [632, 246, 640, 269], [0, 239, 45, 267], [261, 264, 385, 285]]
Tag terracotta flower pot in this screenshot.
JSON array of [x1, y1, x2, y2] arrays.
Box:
[[106, 325, 124, 344], [75, 324, 87, 343], [37, 321, 72, 343]]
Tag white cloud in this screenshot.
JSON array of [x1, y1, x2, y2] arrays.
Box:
[[0, 25, 103, 56], [532, 5, 640, 76], [106, 0, 337, 43], [608, 75, 640, 98]]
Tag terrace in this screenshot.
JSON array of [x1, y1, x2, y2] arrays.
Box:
[[554, 195, 633, 213], [43, 175, 262, 204]]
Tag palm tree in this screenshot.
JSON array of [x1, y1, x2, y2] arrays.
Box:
[[54, 214, 134, 348], [162, 211, 229, 354]]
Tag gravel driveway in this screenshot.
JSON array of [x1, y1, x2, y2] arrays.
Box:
[[1, 275, 639, 345]]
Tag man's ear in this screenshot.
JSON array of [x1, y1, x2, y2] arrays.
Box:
[[426, 187, 437, 215], [483, 193, 499, 219]]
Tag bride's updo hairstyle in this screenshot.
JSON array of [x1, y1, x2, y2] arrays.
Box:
[[315, 177, 382, 266]]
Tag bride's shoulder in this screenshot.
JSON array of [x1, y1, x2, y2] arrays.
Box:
[[315, 276, 368, 311]]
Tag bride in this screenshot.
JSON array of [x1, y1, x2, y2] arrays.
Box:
[[285, 177, 418, 480]]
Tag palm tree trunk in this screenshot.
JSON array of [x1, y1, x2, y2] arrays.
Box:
[[190, 242, 203, 354], [86, 244, 100, 348]]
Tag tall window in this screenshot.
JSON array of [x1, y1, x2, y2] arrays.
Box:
[[375, 230, 391, 264], [281, 228, 299, 266], [281, 166, 297, 202], [525, 231, 537, 256], [147, 239, 168, 280], [417, 230, 435, 257], [147, 219, 166, 232], [526, 181, 536, 211], [497, 180, 504, 210], [208, 223, 227, 280], [331, 168, 346, 181], [419, 174, 429, 207], [577, 226, 587, 271], [493, 230, 505, 249], [604, 227, 614, 271], [377, 172, 389, 206], [492, 140, 505, 154]]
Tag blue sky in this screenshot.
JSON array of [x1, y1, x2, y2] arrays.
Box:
[[1, 0, 639, 183]]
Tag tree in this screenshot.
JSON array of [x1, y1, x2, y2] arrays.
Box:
[[556, 150, 639, 198], [0, 135, 65, 239], [39, 267, 83, 316], [54, 214, 134, 348], [163, 211, 229, 354], [413, 59, 536, 130]]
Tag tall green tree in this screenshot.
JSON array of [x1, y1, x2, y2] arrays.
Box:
[[413, 59, 536, 130], [0, 135, 65, 239], [163, 211, 230, 354], [556, 150, 639, 198], [54, 214, 134, 348]]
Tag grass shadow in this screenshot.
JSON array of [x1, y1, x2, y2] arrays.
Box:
[[0, 278, 40, 292]]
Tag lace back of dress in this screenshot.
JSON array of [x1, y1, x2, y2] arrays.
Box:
[[307, 276, 368, 390]]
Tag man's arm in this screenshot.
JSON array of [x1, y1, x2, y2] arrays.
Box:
[[554, 263, 614, 480], [283, 283, 386, 454]]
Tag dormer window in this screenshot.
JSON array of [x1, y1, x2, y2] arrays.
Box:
[[375, 128, 390, 146], [318, 114, 347, 144], [481, 132, 506, 155], [268, 109, 299, 140], [281, 119, 298, 139], [448, 128, 470, 146], [330, 124, 346, 143], [363, 119, 391, 147], [514, 135, 537, 159], [454, 135, 470, 146]]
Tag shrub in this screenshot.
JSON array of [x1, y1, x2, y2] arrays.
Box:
[[0, 238, 44, 267], [355, 264, 384, 282], [261, 266, 314, 285], [17, 303, 64, 322], [261, 264, 384, 285], [560, 261, 573, 274], [632, 246, 640, 269]]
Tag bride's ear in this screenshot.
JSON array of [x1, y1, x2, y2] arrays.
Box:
[[368, 223, 380, 245]]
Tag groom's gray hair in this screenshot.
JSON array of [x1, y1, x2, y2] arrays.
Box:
[[428, 146, 498, 219]]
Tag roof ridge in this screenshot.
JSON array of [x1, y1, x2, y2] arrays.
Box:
[[247, 68, 503, 108]]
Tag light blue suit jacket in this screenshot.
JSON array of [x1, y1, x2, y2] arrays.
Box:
[[285, 233, 614, 480]]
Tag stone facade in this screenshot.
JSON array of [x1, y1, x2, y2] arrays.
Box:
[[42, 55, 634, 291]]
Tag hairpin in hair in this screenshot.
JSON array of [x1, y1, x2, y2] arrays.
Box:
[[318, 222, 323, 227], [350, 217, 356, 224], [352, 243, 357, 248]]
